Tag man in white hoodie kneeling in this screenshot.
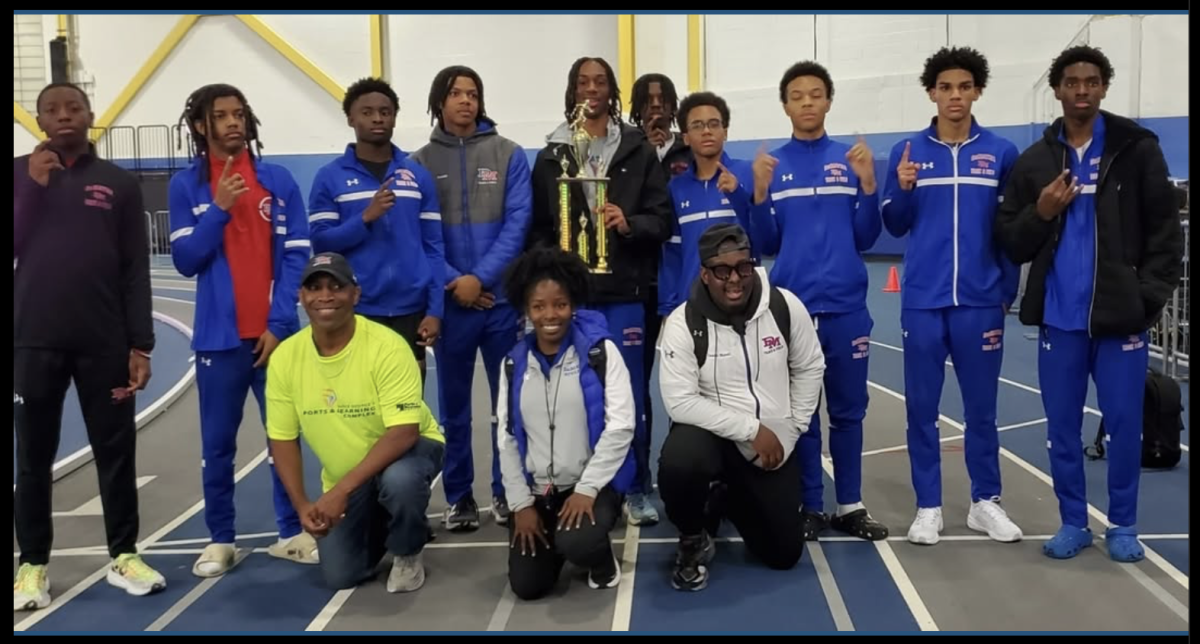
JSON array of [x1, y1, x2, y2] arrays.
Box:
[[657, 223, 826, 592]]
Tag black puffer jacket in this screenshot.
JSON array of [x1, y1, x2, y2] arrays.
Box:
[[995, 112, 1184, 336]]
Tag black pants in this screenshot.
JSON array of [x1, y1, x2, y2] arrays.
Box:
[[14, 349, 140, 565], [657, 423, 804, 570], [365, 312, 426, 363], [366, 312, 427, 390], [507, 487, 621, 600]]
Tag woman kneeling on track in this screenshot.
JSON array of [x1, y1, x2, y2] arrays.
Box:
[[496, 247, 637, 600]]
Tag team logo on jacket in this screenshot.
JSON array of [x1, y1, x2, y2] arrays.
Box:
[[394, 168, 419, 188], [970, 153, 997, 177], [1122, 335, 1146, 352], [477, 168, 499, 185], [623, 327, 644, 347], [258, 197, 273, 222], [762, 335, 784, 354], [670, 161, 689, 176], [824, 163, 849, 185], [982, 329, 1003, 352], [851, 336, 870, 359], [84, 184, 114, 210], [323, 388, 337, 407]]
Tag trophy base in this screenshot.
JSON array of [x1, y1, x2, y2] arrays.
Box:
[[588, 265, 612, 275]]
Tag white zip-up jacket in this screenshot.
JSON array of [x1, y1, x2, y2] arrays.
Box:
[[658, 268, 825, 467]]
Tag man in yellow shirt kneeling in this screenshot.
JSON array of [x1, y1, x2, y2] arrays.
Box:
[[267, 252, 446, 592]]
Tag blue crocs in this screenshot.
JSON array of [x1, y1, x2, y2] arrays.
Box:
[[1043, 525, 1094, 559], [1105, 526, 1146, 563]]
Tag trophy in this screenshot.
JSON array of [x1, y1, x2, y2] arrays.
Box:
[[557, 102, 611, 274]]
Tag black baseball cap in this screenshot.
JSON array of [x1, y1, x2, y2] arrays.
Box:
[[301, 252, 357, 286], [698, 222, 751, 263]]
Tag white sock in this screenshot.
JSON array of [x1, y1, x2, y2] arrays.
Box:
[[837, 503, 865, 517]]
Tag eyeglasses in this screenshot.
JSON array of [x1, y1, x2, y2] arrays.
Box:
[[704, 260, 755, 281], [687, 119, 725, 133]]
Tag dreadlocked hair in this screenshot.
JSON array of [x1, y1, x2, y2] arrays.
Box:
[[503, 245, 591, 314], [563, 56, 622, 123], [426, 65, 488, 126], [177, 84, 263, 181], [629, 73, 679, 128]]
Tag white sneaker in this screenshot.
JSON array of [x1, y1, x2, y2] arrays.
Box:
[[13, 563, 50, 612], [386, 553, 425, 593], [967, 497, 1023, 543], [907, 507, 943, 545]]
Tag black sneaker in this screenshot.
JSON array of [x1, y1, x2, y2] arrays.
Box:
[[443, 497, 480, 532], [830, 509, 890, 541], [671, 533, 715, 592], [801, 510, 829, 542], [491, 496, 511, 527], [587, 551, 621, 589]]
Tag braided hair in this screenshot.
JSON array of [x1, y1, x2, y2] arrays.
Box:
[[629, 73, 679, 129], [563, 56, 622, 123], [177, 84, 263, 181]]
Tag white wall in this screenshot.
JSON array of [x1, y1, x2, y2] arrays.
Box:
[[14, 123, 40, 157], [634, 14, 689, 96], [700, 13, 1185, 141], [12, 13, 1188, 159], [72, 14, 366, 157], [386, 14, 617, 151], [1122, 14, 1188, 118]]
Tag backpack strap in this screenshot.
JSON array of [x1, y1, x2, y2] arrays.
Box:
[[503, 356, 515, 436], [684, 301, 709, 369], [587, 341, 607, 388], [686, 287, 791, 368], [768, 287, 791, 349]]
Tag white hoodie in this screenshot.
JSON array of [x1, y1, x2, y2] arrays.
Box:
[[657, 268, 826, 468]]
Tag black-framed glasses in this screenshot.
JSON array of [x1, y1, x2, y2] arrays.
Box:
[[687, 119, 724, 133], [705, 260, 755, 281]]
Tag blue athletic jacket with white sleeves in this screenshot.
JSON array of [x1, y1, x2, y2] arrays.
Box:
[[307, 143, 446, 320], [167, 155, 310, 352]]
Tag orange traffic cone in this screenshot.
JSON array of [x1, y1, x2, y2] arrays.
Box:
[[883, 265, 901, 293]]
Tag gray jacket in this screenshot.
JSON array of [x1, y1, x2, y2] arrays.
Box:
[[410, 120, 532, 297]]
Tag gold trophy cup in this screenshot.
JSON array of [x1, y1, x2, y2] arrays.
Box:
[[557, 102, 610, 274]]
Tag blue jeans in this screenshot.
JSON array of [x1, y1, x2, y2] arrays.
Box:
[[317, 438, 445, 590]]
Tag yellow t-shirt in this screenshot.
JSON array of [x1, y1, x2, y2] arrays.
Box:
[[265, 315, 445, 492]]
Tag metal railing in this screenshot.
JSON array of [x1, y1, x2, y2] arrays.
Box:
[[1150, 217, 1189, 380], [146, 210, 172, 259]]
